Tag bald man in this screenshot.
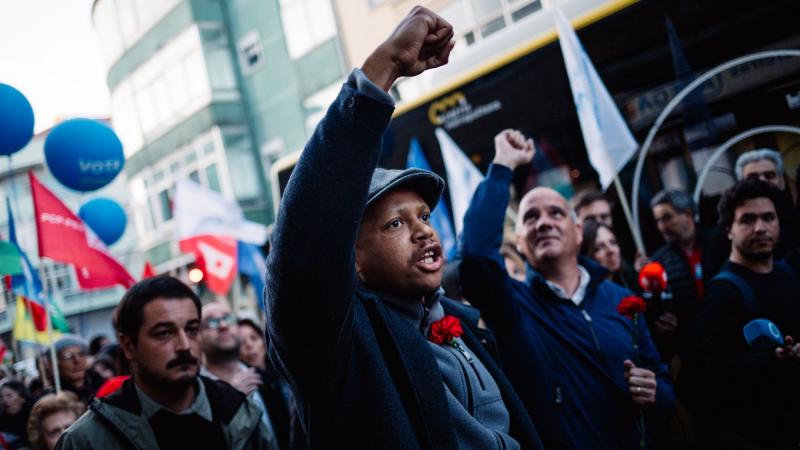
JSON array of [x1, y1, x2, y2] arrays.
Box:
[[199, 301, 296, 448], [459, 130, 675, 450]]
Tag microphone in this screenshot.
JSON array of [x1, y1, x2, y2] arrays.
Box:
[[638, 262, 669, 300], [743, 319, 784, 350]]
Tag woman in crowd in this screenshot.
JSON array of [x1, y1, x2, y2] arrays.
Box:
[[238, 318, 307, 450], [580, 220, 639, 291], [26, 392, 83, 450], [238, 318, 267, 370], [0, 380, 33, 449]]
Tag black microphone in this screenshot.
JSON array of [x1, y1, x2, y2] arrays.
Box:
[[743, 319, 784, 351]]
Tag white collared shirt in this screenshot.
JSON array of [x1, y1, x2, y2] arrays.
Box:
[[544, 265, 591, 306]]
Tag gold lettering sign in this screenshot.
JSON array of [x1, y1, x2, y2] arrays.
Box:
[[428, 92, 466, 125]]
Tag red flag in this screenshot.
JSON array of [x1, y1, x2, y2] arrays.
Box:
[[142, 261, 156, 279], [179, 235, 237, 295], [29, 172, 135, 289], [21, 296, 48, 332]]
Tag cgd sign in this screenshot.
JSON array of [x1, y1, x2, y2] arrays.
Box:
[[44, 119, 125, 192]]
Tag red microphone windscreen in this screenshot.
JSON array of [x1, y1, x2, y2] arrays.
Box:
[[638, 262, 668, 292]]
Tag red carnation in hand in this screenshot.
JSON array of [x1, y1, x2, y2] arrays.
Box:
[[428, 315, 464, 345], [617, 295, 647, 319]]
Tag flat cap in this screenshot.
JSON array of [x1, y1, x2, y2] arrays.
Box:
[[366, 168, 445, 211]]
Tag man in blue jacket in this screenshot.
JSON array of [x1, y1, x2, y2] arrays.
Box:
[[266, 8, 542, 449], [460, 129, 675, 449]]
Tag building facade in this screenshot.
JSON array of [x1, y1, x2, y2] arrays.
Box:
[[91, 0, 348, 298]]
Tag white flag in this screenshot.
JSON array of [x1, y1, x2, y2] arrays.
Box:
[[554, 8, 638, 189], [435, 128, 484, 235], [174, 179, 268, 245]]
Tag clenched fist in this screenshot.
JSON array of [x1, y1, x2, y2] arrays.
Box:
[[493, 129, 535, 170], [362, 6, 455, 91]]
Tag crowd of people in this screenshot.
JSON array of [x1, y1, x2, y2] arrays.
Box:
[[0, 6, 796, 450]]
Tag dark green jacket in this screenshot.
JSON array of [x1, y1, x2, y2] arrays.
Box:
[[55, 376, 276, 450]]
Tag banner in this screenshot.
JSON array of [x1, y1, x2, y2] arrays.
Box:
[[29, 172, 134, 289]]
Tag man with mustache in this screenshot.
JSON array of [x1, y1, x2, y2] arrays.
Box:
[[56, 276, 277, 450], [266, 6, 542, 449], [460, 129, 674, 449], [701, 180, 800, 448]]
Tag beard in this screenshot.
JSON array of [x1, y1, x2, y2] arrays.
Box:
[[203, 339, 241, 364], [736, 240, 775, 263]]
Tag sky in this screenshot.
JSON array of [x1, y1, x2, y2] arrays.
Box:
[[0, 0, 111, 133]]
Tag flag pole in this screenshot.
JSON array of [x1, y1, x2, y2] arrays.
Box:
[[37, 264, 61, 394], [612, 175, 646, 256]]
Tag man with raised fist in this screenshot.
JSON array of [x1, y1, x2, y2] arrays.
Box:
[[460, 129, 674, 450], [266, 7, 542, 449]]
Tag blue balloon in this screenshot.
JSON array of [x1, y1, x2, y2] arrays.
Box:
[[44, 119, 124, 192], [78, 197, 127, 246], [0, 83, 35, 156]]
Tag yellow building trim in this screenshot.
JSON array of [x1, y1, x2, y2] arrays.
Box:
[[393, 0, 639, 117]]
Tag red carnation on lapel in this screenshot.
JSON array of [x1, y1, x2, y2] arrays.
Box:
[[617, 295, 647, 319], [428, 315, 464, 345]]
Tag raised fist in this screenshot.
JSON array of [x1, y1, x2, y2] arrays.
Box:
[[492, 129, 535, 170], [362, 6, 455, 91]]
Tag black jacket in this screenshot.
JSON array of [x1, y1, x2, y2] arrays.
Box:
[[266, 76, 542, 449], [650, 232, 714, 411], [701, 261, 800, 447]]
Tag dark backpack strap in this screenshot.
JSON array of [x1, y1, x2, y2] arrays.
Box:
[[712, 271, 757, 315]]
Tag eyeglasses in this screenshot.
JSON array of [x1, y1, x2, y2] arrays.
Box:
[[59, 350, 87, 361], [202, 314, 236, 330]]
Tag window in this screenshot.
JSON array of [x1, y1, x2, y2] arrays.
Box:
[[225, 134, 261, 199], [113, 26, 216, 146], [110, 81, 143, 157], [92, 0, 181, 66], [279, 0, 337, 59], [93, 0, 124, 63], [472, 0, 502, 19], [511, 1, 541, 22], [206, 164, 221, 192], [42, 263, 76, 296], [159, 189, 173, 222], [206, 48, 238, 91], [439, 0, 542, 47], [128, 128, 248, 241]]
